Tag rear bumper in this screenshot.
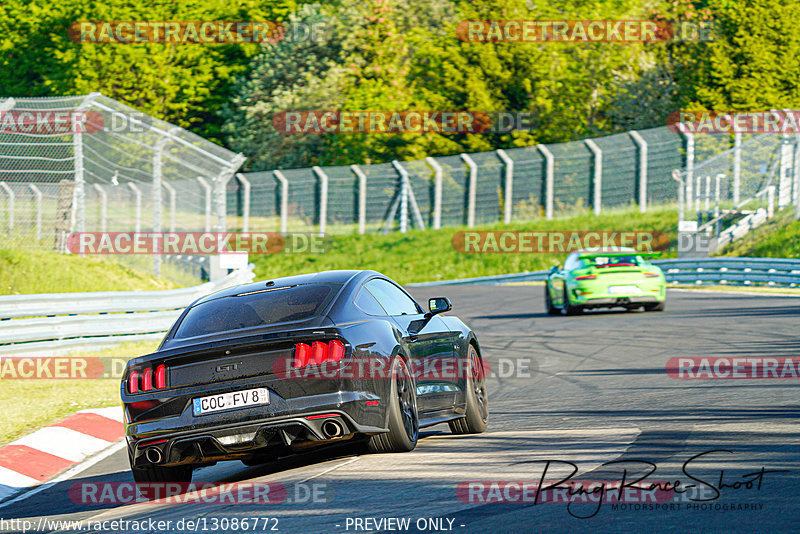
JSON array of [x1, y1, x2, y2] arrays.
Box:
[[579, 295, 661, 307], [127, 396, 385, 468]]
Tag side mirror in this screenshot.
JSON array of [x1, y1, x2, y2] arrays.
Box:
[[427, 297, 452, 316], [550, 266, 559, 274]]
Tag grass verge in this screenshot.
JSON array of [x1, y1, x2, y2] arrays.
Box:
[[719, 208, 800, 259], [0, 249, 177, 295], [252, 205, 680, 285], [0, 341, 159, 447]]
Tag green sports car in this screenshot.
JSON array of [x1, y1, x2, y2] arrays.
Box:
[[545, 247, 666, 315]]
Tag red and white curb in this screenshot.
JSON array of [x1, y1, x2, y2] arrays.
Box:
[[0, 407, 124, 502]]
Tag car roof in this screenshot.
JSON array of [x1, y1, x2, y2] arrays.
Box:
[[194, 270, 378, 304]]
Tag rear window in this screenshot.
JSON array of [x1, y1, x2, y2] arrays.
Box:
[[173, 283, 341, 339]]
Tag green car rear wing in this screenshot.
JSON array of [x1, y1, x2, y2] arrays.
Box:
[[577, 251, 662, 260]]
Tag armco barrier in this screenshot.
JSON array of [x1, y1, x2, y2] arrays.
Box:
[[0, 267, 255, 356], [408, 257, 800, 287]]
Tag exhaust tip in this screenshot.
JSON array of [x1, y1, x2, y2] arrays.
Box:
[[321, 420, 344, 439], [144, 447, 163, 464]]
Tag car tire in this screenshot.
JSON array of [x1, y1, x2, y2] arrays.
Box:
[[644, 301, 665, 312], [131, 463, 193, 486], [449, 345, 489, 435], [545, 285, 560, 315], [367, 356, 418, 453], [563, 286, 583, 315]]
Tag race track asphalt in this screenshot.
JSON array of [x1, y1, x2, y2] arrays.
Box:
[[1, 287, 798, 533]]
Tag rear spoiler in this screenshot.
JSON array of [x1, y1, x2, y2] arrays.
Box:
[[578, 251, 661, 260]]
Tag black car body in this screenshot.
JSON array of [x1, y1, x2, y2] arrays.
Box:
[[121, 270, 488, 483]]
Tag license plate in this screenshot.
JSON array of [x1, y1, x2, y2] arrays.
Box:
[[608, 285, 640, 294], [193, 388, 269, 416]]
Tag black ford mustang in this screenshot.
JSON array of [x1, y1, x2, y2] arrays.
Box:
[[121, 270, 488, 483]]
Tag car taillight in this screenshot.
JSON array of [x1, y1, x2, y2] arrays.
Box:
[[142, 368, 153, 391], [329, 340, 345, 362], [127, 364, 167, 394], [574, 274, 597, 280], [311, 341, 328, 364], [643, 272, 659, 278], [155, 364, 167, 389], [294, 340, 346, 368], [128, 370, 138, 394], [294, 343, 311, 368]]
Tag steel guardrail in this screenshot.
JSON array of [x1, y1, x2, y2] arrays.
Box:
[[0, 269, 252, 320], [408, 257, 800, 287], [0, 267, 255, 356]]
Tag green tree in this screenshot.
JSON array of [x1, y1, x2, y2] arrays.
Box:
[[0, 0, 299, 143]]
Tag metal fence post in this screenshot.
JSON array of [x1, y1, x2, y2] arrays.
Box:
[[29, 184, 42, 241], [733, 131, 741, 205], [312, 166, 328, 237], [273, 170, 288, 234], [127, 183, 141, 233], [794, 131, 800, 217], [584, 139, 602, 215], [777, 110, 793, 208], [694, 176, 703, 216], [196, 177, 211, 233], [629, 130, 648, 213], [768, 185, 776, 218], [496, 149, 514, 223], [680, 128, 694, 208], [399, 167, 409, 233], [161, 182, 176, 233], [71, 93, 99, 234], [537, 144, 554, 220], [0, 183, 14, 233], [686, 171, 693, 219], [351, 165, 367, 234], [72, 121, 85, 233], [152, 133, 172, 276], [215, 158, 243, 233], [460, 153, 477, 227], [235, 173, 251, 233], [92, 183, 106, 233], [392, 160, 425, 231], [672, 170, 684, 221], [425, 157, 443, 229]]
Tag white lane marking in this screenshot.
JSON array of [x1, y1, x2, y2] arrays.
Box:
[[80, 407, 124, 422], [0, 441, 125, 511], [299, 456, 360, 483], [12, 427, 112, 463]]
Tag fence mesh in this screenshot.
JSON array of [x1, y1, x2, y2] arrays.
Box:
[[229, 126, 720, 233], [0, 94, 245, 283], [5, 95, 792, 259]]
